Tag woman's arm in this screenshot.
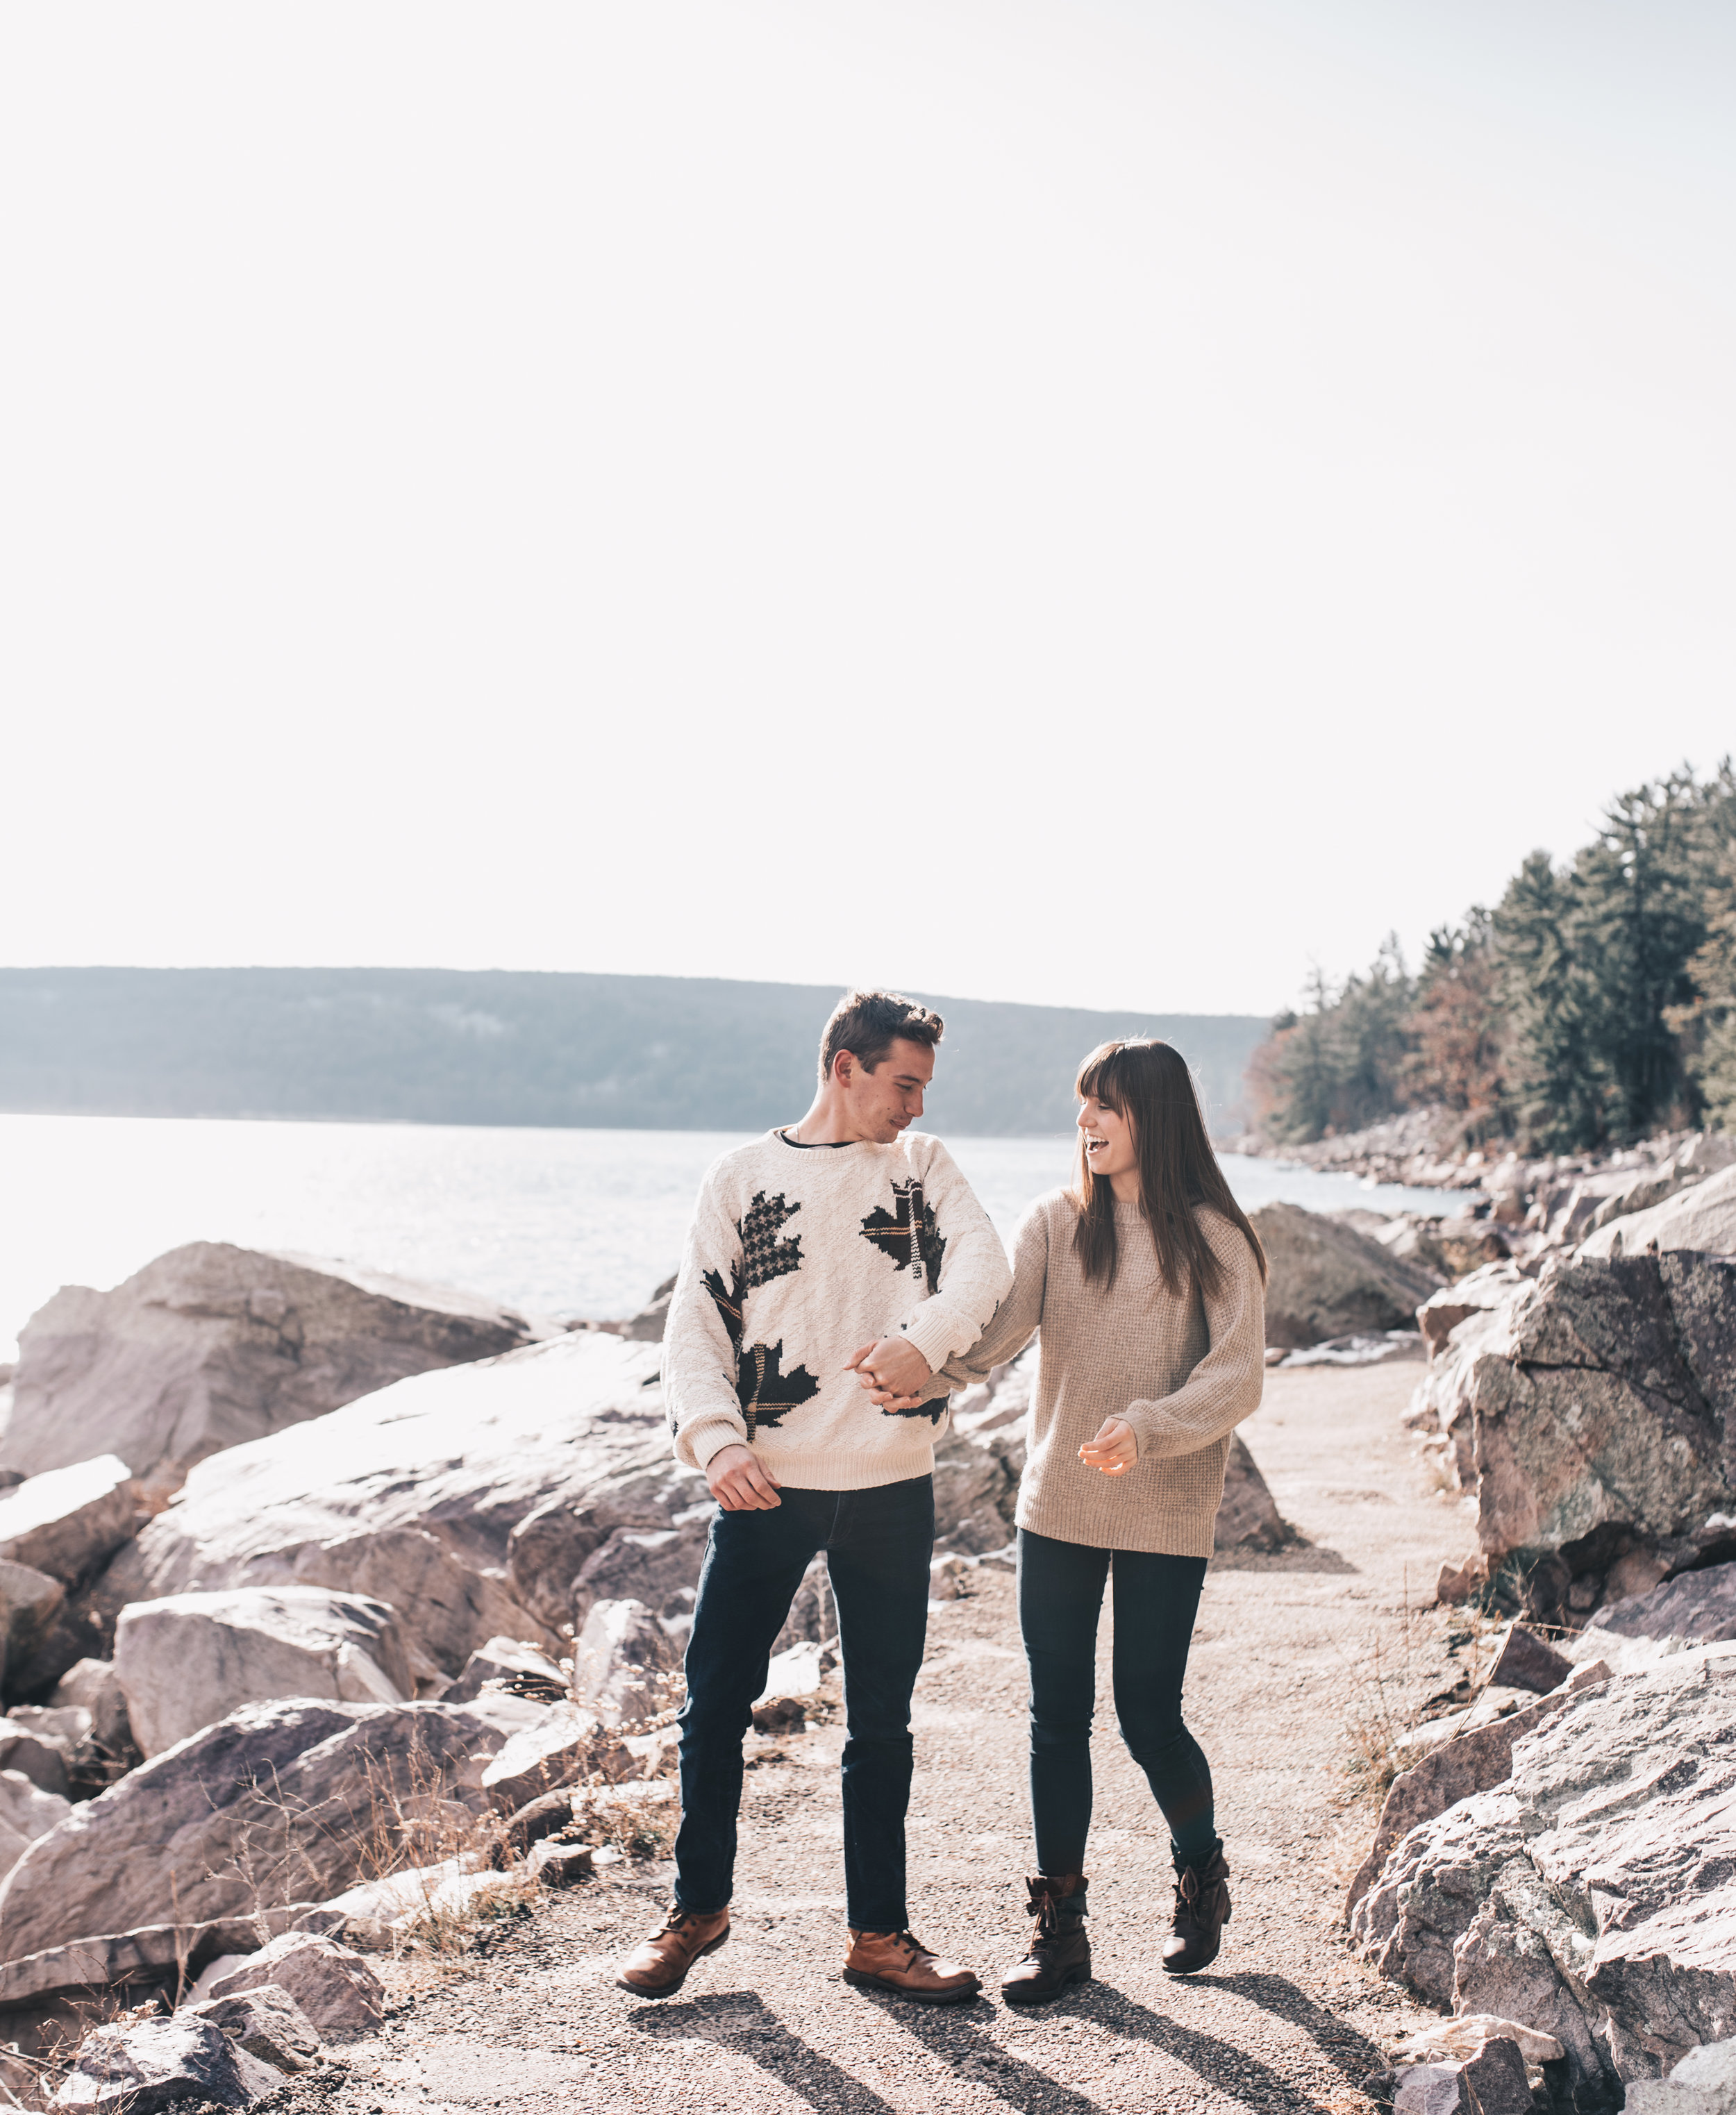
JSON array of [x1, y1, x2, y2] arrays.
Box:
[[1121, 1210, 1265, 1461], [928, 1198, 1050, 1391]]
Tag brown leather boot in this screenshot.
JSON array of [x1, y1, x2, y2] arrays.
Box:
[[1001, 1873, 1091, 2006], [842, 1928, 982, 2004], [1162, 1843, 1230, 1974], [616, 1905, 730, 1996]]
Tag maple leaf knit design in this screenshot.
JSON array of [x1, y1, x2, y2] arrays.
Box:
[[735, 1339, 821, 1437], [662, 1130, 1011, 1491], [859, 1178, 948, 1295]]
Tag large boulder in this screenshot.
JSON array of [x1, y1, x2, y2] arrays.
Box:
[[1464, 1252, 1736, 1611], [0, 1560, 65, 1700], [113, 1587, 412, 1757], [1352, 1644, 1736, 2093], [1214, 1433, 1288, 1552], [572, 1598, 678, 1729], [1250, 1203, 1442, 1350], [1586, 1562, 1736, 1653], [190, 1930, 385, 2033], [51, 2012, 282, 2110], [1579, 1164, 1736, 1261], [95, 1333, 702, 1678], [7, 1244, 552, 1480], [0, 1459, 149, 1585], [0, 1768, 71, 1873], [0, 1698, 503, 1964]]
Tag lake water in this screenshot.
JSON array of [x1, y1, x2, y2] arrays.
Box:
[[0, 1113, 1457, 1360]]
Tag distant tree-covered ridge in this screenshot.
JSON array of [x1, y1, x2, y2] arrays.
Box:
[[1250, 762, 1736, 1152], [0, 968, 1267, 1139]]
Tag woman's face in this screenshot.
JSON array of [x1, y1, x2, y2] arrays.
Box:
[[1078, 1094, 1136, 1182]]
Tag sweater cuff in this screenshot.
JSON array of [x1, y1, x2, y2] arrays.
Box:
[[684, 1416, 750, 1473], [897, 1304, 955, 1376]]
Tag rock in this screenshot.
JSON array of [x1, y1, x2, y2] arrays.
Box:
[[526, 1839, 593, 1888], [196, 1930, 385, 2034], [1436, 1556, 1485, 1605], [0, 1699, 502, 1964], [97, 1332, 690, 1679], [1580, 1164, 1736, 1261], [480, 1705, 616, 1814], [1353, 1644, 1736, 2091], [1344, 1687, 1572, 1916], [751, 1696, 806, 1735], [51, 2013, 282, 2109], [1589, 1562, 1736, 1649], [1626, 2036, 1736, 2115], [1394, 2062, 1471, 2115], [1251, 1202, 1442, 1350], [569, 1513, 712, 1630], [181, 1983, 323, 2073], [506, 1453, 707, 1635], [389, 1866, 528, 1929], [1483, 1625, 1573, 1694], [1458, 2037, 1535, 2115], [443, 1636, 568, 1705], [573, 1599, 678, 1730], [499, 1788, 576, 1857], [0, 1719, 72, 1798], [1394, 2016, 1565, 2066], [0, 1766, 72, 1860], [113, 1587, 411, 1757], [1410, 1265, 1528, 1494], [617, 1275, 678, 1343], [48, 1660, 134, 1760], [931, 1421, 1023, 1556], [9, 1242, 552, 1482], [1215, 1432, 1290, 1551], [0, 1907, 340, 2015], [0, 1458, 149, 1587], [772, 1553, 837, 1651], [1465, 1252, 1736, 1599], [0, 1558, 65, 1697]]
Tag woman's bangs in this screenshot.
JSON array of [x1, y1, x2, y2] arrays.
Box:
[[1074, 1046, 1126, 1112]]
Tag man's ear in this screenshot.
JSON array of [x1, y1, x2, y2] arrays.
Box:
[[833, 1051, 856, 1087]]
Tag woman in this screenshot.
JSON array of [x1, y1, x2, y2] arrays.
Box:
[[871, 1037, 1266, 2003]]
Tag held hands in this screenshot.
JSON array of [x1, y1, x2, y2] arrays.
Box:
[[706, 1443, 783, 1510], [1079, 1416, 1137, 1476], [846, 1335, 933, 1412]]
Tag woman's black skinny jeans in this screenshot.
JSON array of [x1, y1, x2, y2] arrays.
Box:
[[1017, 1526, 1216, 1873]]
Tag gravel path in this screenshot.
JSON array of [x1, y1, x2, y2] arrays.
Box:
[[272, 1361, 1471, 2114]]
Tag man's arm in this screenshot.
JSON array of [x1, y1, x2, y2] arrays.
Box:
[[854, 1142, 1014, 1398], [663, 1176, 753, 1469], [860, 1201, 1046, 1405]]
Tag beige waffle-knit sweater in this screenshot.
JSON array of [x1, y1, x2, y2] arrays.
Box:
[[938, 1191, 1266, 1557]]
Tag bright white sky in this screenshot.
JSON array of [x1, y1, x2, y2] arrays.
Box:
[[3, 1, 1733, 1017]]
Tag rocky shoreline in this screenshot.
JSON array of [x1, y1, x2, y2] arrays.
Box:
[[0, 1182, 1733, 2108]]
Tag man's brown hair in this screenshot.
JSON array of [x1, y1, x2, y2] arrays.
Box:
[[818, 989, 944, 1083]]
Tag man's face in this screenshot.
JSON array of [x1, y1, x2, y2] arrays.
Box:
[[835, 1037, 935, 1143]]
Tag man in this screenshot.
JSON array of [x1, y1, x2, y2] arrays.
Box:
[[617, 989, 1012, 2003]]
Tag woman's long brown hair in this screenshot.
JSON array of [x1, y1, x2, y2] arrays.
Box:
[[1071, 1039, 1268, 1297]]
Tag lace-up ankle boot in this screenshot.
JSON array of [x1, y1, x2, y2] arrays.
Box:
[[617, 1904, 730, 1996], [1001, 1873, 1091, 2005], [842, 1928, 982, 2003], [1162, 1841, 1231, 1974]]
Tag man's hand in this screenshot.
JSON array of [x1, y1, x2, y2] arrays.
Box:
[[1078, 1416, 1137, 1476], [846, 1337, 933, 1405], [707, 1443, 783, 1510]]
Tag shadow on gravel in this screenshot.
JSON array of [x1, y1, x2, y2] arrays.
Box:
[[627, 1990, 899, 2114], [1211, 1969, 1384, 2085], [864, 1991, 1108, 2114], [1211, 1544, 1358, 1574], [1073, 1984, 1337, 2113]]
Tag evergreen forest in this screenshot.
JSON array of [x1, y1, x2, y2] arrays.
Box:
[[1251, 762, 1736, 1151]]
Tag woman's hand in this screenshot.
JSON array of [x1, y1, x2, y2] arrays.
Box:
[[1078, 1416, 1137, 1476]]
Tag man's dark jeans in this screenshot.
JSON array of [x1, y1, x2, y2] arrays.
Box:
[[673, 1475, 934, 1934]]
